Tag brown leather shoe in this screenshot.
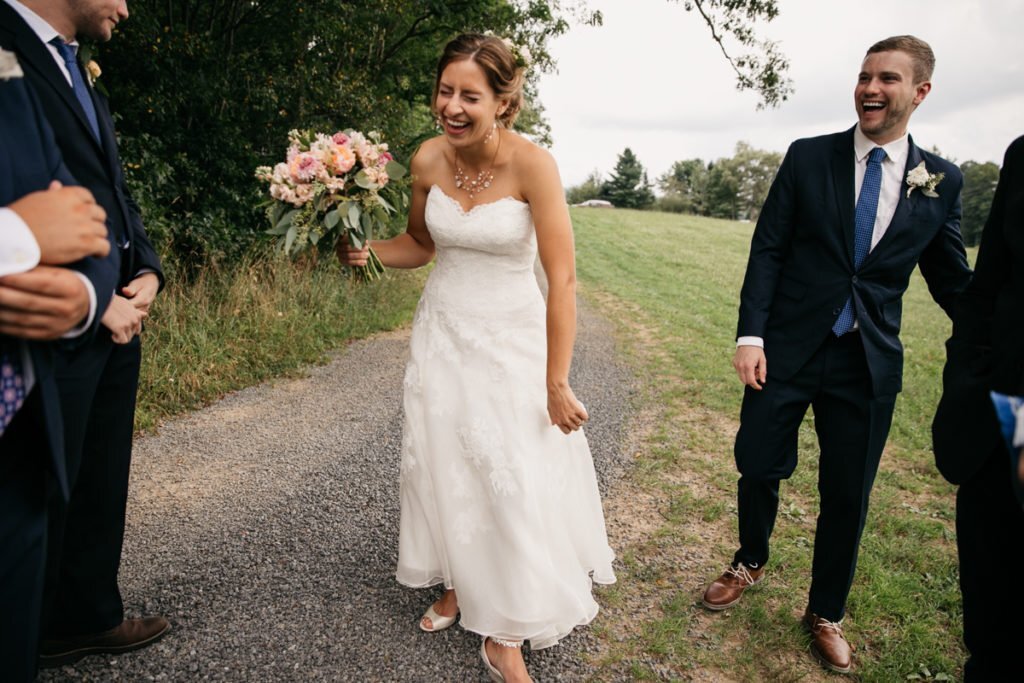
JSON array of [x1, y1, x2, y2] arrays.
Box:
[[39, 616, 171, 668], [802, 610, 852, 674], [701, 562, 765, 610]]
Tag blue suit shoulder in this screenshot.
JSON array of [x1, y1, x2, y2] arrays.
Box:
[[918, 147, 962, 184], [787, 130, 847, 154]]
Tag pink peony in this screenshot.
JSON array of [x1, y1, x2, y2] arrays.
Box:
[[332, 132, 350, 146], [289, 152, 325, 183], [332, 145, 356, 174]]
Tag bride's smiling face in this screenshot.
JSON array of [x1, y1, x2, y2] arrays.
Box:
[[435, 59, 507, 147]]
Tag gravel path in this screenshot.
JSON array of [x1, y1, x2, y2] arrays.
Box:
[[40, 302, 636, 682]]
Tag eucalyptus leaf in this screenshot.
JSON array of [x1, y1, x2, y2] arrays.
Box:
[[385, 159, 407, 180], [360, 212, 373, 241], [349, 231, 364, 249], [354, 170, 373, 189], [325, 208, 341, 230], [375, 194, 395, 212], [348, 203, 362, 232], [276, 209, 297, 230], [284, 224, 298, 254]]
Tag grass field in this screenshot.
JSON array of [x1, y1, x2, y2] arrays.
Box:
[[572, 207, 968, 682]]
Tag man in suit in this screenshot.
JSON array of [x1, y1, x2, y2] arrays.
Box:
[[1, 55, 118, 682], [933, 135, 1024, 681], [700, 35, 972, 673], [0, 0, 169, 667]]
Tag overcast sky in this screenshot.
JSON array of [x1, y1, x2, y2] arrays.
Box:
[[536, 0, 1024, 187]]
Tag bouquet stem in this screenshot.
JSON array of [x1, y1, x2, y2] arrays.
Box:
[[352, 246, 385, 282]]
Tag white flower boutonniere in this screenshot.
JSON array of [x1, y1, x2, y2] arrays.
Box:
[[85, 59, 102, 87], [905, 161, 944, 199], [0, 48, 24, 81]]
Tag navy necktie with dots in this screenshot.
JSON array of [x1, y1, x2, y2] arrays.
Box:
[[50, 37, 101, 142], [833, 146, 886, 336]]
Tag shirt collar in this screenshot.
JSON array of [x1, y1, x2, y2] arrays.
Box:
[[854, 124, 909, 168], [4, 0, 77, 49]]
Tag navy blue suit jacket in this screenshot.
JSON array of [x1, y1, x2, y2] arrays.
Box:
[[0, 2, 163, 289], [934, 135, 1024, 484], [737, 127, 972, 396], [0, 72, 119, 497]]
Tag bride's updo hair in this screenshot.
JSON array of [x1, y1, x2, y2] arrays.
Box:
[[433, 33, 526, 128]]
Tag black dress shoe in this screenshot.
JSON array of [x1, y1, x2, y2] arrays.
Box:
[[39, 616, 171, 667]]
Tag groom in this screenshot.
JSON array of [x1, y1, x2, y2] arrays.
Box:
[[0, 0, 168, 666], [702, 35, 971, 673]]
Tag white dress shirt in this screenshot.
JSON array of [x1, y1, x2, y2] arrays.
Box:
[[737, 125, 911, 349], [0, 208, 40, 276], [1, 210, 40, 392], [4, 0, 79, 86]]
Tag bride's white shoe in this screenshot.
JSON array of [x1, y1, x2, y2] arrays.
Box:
[[419, 604, 458, 632], [480, 638, 505, 683]]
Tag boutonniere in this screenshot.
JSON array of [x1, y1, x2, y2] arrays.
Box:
[[905, 161, 944, 198], [0, 48, 24, 81], [78, 44, 108, 96]]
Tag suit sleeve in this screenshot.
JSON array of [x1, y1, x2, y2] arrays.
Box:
[[917, 166, 972, 318], [98, 86, 165, 291], [736, 143, 798, 339], [122, 185, 164, 291], [931, 140, 1020, 484], [949, 138, 1022, 347], [28, 77, 119, 343]]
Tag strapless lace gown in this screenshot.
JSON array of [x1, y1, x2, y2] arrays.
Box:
[[395, 185, 616, 648]]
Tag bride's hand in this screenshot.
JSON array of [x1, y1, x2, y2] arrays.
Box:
[[548, 383, 588, 435], [336, 240, 370, 267]]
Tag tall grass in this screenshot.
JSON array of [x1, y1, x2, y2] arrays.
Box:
[[135, 252, 425, 433]]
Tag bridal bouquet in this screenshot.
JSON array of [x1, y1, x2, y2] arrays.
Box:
[[255, 129, 407, 280]]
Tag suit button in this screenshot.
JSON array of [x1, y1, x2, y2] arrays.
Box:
[[852, 275, 859, 283], [833, 308, 840, 315]]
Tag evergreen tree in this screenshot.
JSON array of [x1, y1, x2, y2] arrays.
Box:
[[601, 148, 655, 209]]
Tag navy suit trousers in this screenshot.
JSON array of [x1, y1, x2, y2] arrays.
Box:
[[733, 331, 896, 621]]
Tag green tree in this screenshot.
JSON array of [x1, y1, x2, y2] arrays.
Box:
[[729, 141, 782, 221], [669, 0, 792, 109], [703, 159, 740, 219], [657, 158, 708, 214], [601, 148, 654, 209], [100, 0, 589, 265], [959, 160, 1000, 247], [566, 169, 605, 205]]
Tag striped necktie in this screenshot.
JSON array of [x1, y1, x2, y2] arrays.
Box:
[[833, 146, 886, 336]]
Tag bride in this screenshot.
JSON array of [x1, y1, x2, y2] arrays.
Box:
[[338, 33, 615, 682]]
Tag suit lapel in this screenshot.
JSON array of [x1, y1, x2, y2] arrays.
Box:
[[831, 128, 857, 268], [2, 6, 105, 155], [861, 137, 923, 267]]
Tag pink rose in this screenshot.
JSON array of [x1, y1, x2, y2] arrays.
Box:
[[332, 132, 350, 146]]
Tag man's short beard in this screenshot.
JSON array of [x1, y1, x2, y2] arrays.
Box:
[[67, 0, 112, 42]]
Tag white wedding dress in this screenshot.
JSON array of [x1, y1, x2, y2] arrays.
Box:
[[395, 185, 616, 649]]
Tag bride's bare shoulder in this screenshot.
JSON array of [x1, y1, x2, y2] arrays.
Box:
[[410, 136, 449, 186], [506, 133, 559, 183]]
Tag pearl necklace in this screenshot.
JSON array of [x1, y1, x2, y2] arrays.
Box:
[[454, 127, 501, 200]]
